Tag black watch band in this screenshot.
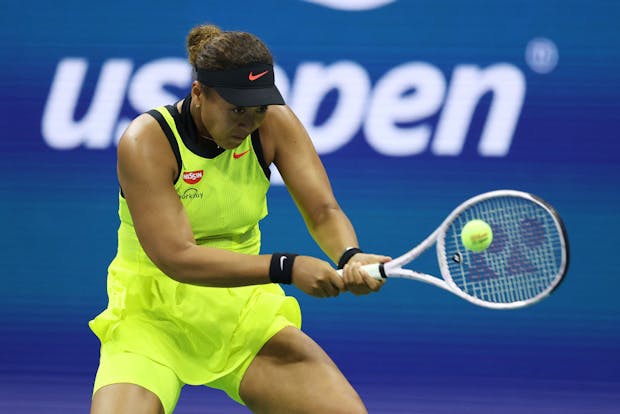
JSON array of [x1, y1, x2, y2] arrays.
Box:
[[337, 247, 363, 269]]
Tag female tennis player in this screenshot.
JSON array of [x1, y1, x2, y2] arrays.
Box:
[[89, 24, 389, 414]]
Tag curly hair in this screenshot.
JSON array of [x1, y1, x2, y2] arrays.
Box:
[[186, 24, 274, 71]]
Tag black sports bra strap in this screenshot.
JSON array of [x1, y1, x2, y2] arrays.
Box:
[[251, 129, 271, 180], [146, 108, 183, 183]]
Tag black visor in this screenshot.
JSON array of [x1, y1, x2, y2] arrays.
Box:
[[196, 63, 285, 106]]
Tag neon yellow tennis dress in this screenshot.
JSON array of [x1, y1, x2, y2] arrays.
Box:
[[89, 97, 301, 412]]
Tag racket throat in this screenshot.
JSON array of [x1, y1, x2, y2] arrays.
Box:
[[378, 263, 387, 278]]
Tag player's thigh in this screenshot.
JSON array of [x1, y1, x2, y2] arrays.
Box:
[[90, 349, 182, 414], [239, 326, 367, 414], [91, 383, 164, 414]]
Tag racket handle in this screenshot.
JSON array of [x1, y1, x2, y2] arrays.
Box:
[[336, 263, 386, 280]]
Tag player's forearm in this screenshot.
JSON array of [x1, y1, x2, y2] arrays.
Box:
[[305, 204, 360, 264], [154, 244, 272, 287]]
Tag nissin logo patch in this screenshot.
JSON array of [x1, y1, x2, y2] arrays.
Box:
[[182, 170, 203, 184]]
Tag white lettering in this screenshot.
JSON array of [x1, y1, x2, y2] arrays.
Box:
[[183, 172, 203, 180], [127, 58, 191, 113], [42, 58, 132, 149], [365, 62, 445, 156], [289, 61, 370, 153], [302, 0, 396, 11], [274, 65, 290, 102], [42, 58, 529, 167], [432, 64, 526, 156], [525, 38, 558, 74]]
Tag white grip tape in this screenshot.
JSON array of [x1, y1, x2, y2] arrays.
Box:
[[336, 263, 384, 279]]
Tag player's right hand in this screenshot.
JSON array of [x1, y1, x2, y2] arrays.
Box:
[[291, 256, 345, 298]]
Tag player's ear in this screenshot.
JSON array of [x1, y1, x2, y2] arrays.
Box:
[[191, 81, 205, 102]]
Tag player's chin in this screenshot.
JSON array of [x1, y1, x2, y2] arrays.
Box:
[[231, 133, 248, 143], [217, 135, 245, 149], [222, 140, 243, 150]]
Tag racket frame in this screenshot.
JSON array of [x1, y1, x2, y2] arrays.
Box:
[[371, 190, 569, 309]]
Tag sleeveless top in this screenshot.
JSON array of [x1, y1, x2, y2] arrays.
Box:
[[124, 96, 271, 253], [89, 96, 301, 385]]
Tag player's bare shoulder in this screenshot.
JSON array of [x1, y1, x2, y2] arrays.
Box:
[[260, 105, 312, 163], [118, 113, 165, 152], [261, 105, 304, 135], [117, 113, 178, 182]]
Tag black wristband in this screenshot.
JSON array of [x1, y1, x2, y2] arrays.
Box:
[[269, 253, 298, 284], [337, 247, 363, 269]]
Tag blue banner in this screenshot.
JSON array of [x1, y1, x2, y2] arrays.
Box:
[[1, 0, 619, 412]]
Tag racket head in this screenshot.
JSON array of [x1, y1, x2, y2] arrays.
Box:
[[436, 190, 569, 309]]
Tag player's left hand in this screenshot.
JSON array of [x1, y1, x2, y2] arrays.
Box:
[[340, 253, 391, 295]]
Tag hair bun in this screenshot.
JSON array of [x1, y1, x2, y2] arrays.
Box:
[[186, 24, 222, 67]]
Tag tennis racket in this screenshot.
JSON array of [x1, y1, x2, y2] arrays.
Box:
[[344, 190, 569, 309]]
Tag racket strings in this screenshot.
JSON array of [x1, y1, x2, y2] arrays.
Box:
[[443, 197, 564, 304]]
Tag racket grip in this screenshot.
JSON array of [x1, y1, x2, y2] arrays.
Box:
[[336, 263, 386, 280]]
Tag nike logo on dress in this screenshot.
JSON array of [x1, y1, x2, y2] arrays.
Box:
[[233, 150, 250, 159], [248, 70, 269, 81]]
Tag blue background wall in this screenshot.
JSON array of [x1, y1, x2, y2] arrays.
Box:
[[1, 1, 619, 412]]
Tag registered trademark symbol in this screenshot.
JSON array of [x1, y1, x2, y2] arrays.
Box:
[[525, 38, 559, 74]]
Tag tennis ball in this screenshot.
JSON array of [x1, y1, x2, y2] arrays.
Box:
[[461, 219, 493, 252]]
